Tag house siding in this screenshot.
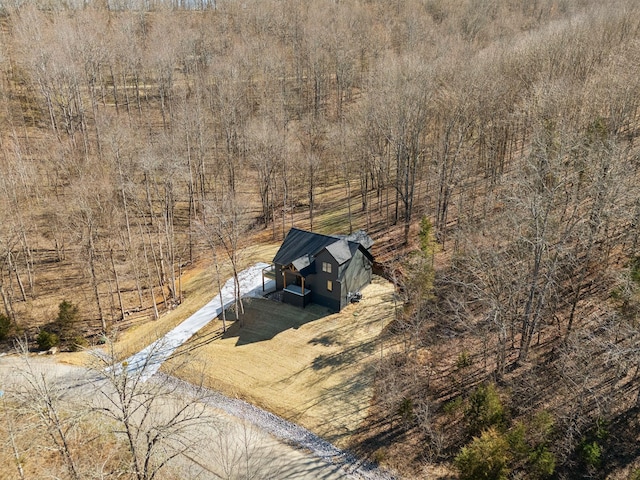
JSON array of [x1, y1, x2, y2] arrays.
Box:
[[340, 249, 373, 309], [283, 287, 311, 308], [312, 250, 342, 311], [312, 283, 341, 312]]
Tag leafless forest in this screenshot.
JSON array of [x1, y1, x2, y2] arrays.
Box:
[[1, 0, 640, 478]]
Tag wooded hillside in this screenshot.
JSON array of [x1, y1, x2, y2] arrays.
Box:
[[1, 0, 640, 478]]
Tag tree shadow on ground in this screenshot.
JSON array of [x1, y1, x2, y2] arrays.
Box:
[[221, 298, 332, 346], [308, 331, 341, 347], [311, 338, 378, 371], [602, 402, 640, 477]]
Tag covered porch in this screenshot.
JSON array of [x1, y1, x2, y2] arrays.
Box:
[[281, 265, 312, 308]]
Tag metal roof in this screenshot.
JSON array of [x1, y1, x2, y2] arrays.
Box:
[[291, 254, 312, 272], [273, 227, 374, 270], [325, 239, 353, 265], [273, 228, 339, 266], [342, 230, 374, 250]]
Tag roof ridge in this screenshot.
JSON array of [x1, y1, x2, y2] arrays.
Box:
[[289, 227, 340, 241]]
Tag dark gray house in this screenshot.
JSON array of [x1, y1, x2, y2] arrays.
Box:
[[265, 228, 374, 312]]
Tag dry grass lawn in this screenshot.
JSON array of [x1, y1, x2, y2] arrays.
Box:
[[165, 275, 397, 449]]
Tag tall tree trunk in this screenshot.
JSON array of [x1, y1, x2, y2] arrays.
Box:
[[88, 229, 106, 332], [110, 249, 125, 322], [7, 252, 26, 302]]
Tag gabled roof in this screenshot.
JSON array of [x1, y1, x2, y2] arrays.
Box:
[[325, 239, 354, 265], [273, 228, 374, 272], [273, 228, 339, 267]]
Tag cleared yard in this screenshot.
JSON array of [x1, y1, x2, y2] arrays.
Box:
[[165, 275, 396, 448]]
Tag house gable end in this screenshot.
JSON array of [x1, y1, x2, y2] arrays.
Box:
[[324, 239, 353, 265]]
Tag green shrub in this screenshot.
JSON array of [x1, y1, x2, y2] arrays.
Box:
[[397, 397, 414, 423], [419, 216, 433, 255], [593, 417, 608, 441], [0, 313, 11, 341], [466, 383, 505, 435], [578, 418, 607, 470], [373, 447, 387, 465], [529, 446, 556, 478], [37, 330, 60, 351], [457, 350, 472, 369], [581, 440, 602, 468], [455, 427, 510, 480], [630, 257, 640, 285], [56, 300, 81, 341], [530, 411, 555, 441], [507, 422, 528, 458], [609, 287, 623, 301], [505, 415, 556, 478], [69, 335, 88, 352], [444, 396, 464, 415]]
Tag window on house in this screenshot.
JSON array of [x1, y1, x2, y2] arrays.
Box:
[[322, 261, 332, 273], [327, 280, 333, 292]]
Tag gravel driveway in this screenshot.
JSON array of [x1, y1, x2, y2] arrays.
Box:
[[124, 263, 275, 380], [162, 373, 398, 480]]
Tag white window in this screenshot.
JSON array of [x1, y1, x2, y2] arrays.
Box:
[[322, 261, 332, 273], [327, 280, 333, 292]]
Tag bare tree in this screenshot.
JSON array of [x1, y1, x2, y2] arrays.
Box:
[[297, 113, 326, 232], [145, 9, 180, 130], [195, 217, 229, 332], [90, 340, 215, 480], [245, 117, 283, 228], [9, 340, 86, 480], [206, 195, 247, 323], [366, 53, 430, 244], [67, 174, 114, 332]]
